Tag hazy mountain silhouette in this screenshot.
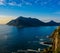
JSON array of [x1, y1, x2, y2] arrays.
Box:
[[7, 16, 45, 27], [46, 20, 60, 26], [7, 16, 60, 27]]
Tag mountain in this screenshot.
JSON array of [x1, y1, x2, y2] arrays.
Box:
[[46, 20, 60, 26], [7, 16, 60, 27], [7, 16, 45, 27]]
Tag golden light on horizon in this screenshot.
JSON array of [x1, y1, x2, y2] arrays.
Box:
[[0, 17, 13, 24]]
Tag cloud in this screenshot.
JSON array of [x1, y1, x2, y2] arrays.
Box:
[[25, 2, 32, 5], [8, 2, 17, 6], [0, 0, 4, 1], [0, 0, 21, 6], [0, 0, 52, 7], [0, 0, 5, 5], [0, 0, 57, 7], [34, 0, 39, 3], [17, 4, 22, 7], [53, 11, 60, 14], [0, 2, 4, 5], [0, 0, 33, 7], [8, 2, 23, 7]]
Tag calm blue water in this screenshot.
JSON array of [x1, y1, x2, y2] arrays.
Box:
[[0, 25, 57, 53]]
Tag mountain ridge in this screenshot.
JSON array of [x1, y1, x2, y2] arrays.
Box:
[[7, 16, 60, 27]]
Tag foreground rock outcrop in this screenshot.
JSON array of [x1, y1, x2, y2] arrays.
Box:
[[42, 26, 60, 53], [50, 26, 60, 53]]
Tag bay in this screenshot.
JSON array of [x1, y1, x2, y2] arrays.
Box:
[[0, 25, 57, 53]]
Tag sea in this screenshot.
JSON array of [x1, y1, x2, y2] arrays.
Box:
[[0, 25, 57, 53]]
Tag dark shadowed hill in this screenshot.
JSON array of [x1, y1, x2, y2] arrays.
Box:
[[7, 16, 60, 27], [7, 16, 45, 27], [46, 20, 60, 26]]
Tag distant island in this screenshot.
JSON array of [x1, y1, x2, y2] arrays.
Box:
[[7, 16, 60, 27]]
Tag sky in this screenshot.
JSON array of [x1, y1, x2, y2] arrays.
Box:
[[0, 0, 60, 24]]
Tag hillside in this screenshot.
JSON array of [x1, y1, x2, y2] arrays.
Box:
[[7, 16, 60, 27], [7, 16, 45, 27]]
